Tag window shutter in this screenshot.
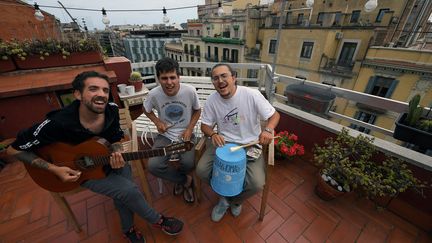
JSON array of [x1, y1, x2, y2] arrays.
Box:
[[364, 76, 376, 94], [386, 79, 399, 98]]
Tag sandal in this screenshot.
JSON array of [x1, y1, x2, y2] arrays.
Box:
[[173, 183, 183, 196], [183, 179, 195, 203]]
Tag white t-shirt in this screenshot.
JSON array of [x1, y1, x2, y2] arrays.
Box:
[[144, 83, 200, 141], [201, 86, 275, 144]]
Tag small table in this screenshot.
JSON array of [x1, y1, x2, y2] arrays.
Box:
[[118, 88, 149, 109]]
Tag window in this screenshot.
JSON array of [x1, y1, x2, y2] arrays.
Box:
[[317, 12, 324, 24], [197, 29, 200, 36], [350, 111, 376, 134], [338, 42, 357, 66], [365, 76, 398, 98], [223, 48, 229, 61], [214, 47, 219, 61], [247, 69, 258, 78], [285, 12, 292, 25], [184, 44, 188, 53], [268, 40, 277, 54], [231, 49, 238, 63], [350, 10, 361, 23], [334, 12, 341, 25], [376, 8, 389, 23], [300, 42, 314, 59], [297, 13, 304, 25]]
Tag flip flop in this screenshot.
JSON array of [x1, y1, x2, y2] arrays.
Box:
[[183, 180, 195, 203], [173, 183, 183, 196]]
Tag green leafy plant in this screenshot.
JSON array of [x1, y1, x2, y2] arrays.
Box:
[[3, 38, 102, 61], [418, 119, 432, 133], [129, 71, 142, 83], [314, 128, 422, 197], [0, 40, 12, 60]]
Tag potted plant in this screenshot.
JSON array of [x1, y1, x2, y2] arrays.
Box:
[[314, 128, 423, 202], [7, 38, 103, 70], [129, 71, 143, 92], [393, 94, 432, 149], [313, 128, 374, 200], [274, 130, 304, 160], [0, 40, 16, 73]]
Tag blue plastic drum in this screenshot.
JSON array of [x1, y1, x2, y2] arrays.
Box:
[[210, 143, 247, 197]]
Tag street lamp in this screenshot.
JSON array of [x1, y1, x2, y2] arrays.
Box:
[[34, 3, 44, 21]]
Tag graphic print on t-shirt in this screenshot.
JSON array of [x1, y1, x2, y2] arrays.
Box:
[[223, 107, 240, 126], [163, 101, 186, 127]]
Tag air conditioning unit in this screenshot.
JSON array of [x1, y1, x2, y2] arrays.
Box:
[[335, 32, 343, 40]]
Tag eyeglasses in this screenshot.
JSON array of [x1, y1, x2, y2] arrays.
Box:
[[211, 73, 232, 83]]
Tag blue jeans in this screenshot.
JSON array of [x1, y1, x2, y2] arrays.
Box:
[[81, 162, 160, 232], [147, 135, 195, 184]]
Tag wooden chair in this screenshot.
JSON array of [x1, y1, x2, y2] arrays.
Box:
[[193, 127, 275, 221], [50, 108, 152, 232]]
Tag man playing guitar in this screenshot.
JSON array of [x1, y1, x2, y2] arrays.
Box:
[[8, 71, 183, 242]]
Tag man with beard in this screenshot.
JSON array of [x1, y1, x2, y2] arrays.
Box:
[[144, 57, 201, 203], [9, 71, 183, 242], [196, 64, 280, 222]]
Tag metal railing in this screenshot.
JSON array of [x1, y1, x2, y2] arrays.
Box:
[[129, 61, 431, 170]]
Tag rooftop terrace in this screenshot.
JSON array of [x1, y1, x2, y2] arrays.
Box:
[[0, 60, 431, 242]]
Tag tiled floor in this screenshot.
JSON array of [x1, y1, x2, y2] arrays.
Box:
[[0, 156, 431, 243]]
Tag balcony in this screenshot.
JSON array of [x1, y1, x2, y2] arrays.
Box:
[[0, 60, 431, 242], [204, 54, 219, 62], [319, 56, 357, 78], [245, 47, 261, 61], [202, 36, 245, 45]]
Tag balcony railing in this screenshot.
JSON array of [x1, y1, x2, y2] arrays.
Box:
[[319, 57, 356, 78]]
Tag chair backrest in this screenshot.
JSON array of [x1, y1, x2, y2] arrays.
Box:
[[135, 76, 215, 146]]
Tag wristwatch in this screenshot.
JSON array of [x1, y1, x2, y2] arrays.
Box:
[[264, 127, 273, 134]]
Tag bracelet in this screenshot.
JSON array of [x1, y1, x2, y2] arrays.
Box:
[[209, 132, 218, 138]]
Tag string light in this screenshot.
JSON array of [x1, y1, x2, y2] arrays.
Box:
[[217, 1, 224, 17], [101, 8, 110, 26], [305, 0, 314, 8], [162, 7, 170, 24], [364, 0, 378, 12], [34, 2, 44, 21]]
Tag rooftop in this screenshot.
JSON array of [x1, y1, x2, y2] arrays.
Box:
[[0, 60, 431, 242]]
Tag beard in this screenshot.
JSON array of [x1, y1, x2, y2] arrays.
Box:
[[82, 96, 107, 114]]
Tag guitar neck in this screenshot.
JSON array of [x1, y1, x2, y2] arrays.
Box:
[[91, 147, 167, 167]]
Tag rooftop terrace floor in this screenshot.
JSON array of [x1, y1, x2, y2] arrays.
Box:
[[1, 153, 431, 243]]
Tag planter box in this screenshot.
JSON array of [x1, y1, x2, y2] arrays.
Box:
[[0, 58, 16, 73], [393, 113, 431, 149], [14, 51, 103, 70], [284, 83, 336, 115]]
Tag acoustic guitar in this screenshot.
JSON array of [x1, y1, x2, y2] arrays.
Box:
[[24, 137, 193, 192]]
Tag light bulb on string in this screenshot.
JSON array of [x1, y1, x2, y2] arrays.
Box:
[[305, 0, 314, 8], [34, 2, 44, 21], [364, 0, 378, 12], [101, 8, 110, 25], [217, 1, 224, 17], [162, 7, 170, 24]]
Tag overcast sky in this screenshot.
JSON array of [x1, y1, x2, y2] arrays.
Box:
[[30, 0, 206, 30]]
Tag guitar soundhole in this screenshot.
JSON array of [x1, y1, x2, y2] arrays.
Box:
[[76, 156, 96, 170]]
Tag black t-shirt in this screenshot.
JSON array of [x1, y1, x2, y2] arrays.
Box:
[[12, 100, 124, 151]]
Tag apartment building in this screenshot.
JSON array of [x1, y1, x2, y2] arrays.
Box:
[[124, 29, 186, 75]]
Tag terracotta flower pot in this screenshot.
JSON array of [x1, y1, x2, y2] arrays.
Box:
[[0, 58, 16, 73], [131, 81, 143, 92], [314, 173, 345, 201], [13, 51, 103, 70]]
